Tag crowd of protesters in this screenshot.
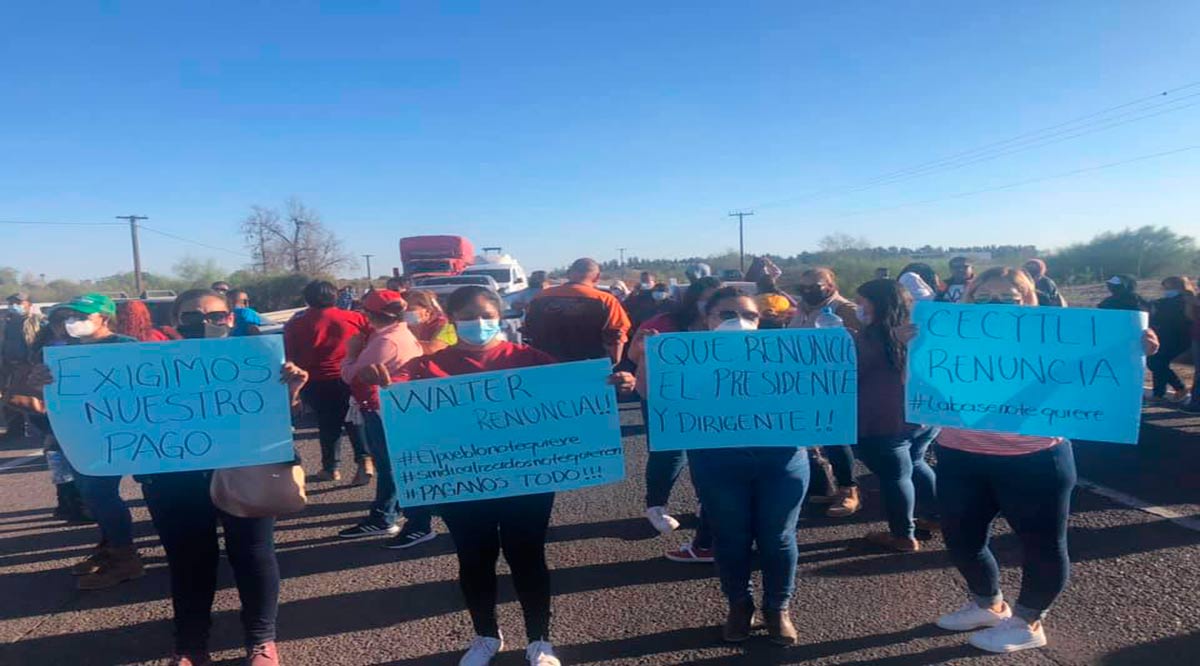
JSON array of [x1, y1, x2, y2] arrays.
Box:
[[0, 254, 1190, 665]]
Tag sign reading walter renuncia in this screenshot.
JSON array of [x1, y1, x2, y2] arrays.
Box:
[[905, 301, 1148, 444]]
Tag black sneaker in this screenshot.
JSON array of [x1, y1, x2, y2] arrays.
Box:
[[383, 526, 437, 550], [338, 522, 400, 539]]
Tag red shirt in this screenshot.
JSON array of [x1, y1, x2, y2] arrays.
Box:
[[284, 307, 369, 381], [395, 342, 556, 382]]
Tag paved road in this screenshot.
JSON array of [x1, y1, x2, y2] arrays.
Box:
[[1, 404, 1198, 666]]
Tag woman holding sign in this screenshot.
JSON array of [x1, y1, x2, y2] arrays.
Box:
[[922, 268, 1160, 654], [138, 288, 309, 666], [850, 279, 938, 553], [627, 275, 721, 561], [382, 285, 634, 666], [686, 287, 810, 647]]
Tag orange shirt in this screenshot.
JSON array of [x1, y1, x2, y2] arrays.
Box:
[[525, 282, 632, 361]]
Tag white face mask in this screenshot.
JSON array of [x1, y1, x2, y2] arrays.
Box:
[[714, 317, 758, 332], [855, 304, 871, 325], [403, 311, 422, 326], [640, 281, 653, 290], [65, 318, 98, 339], [7, 304, 23, 315], [651, 291, 669, 302]]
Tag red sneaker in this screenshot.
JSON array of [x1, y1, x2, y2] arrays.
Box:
[[665, 542, 715, 563], [246, 642, 279, 666]]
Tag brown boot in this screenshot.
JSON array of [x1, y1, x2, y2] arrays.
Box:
[[78, 546, 144, 590], [69, 545, 109, 576], [351, 457, 375, 487], [866, 530, 920, 553], [723, 598, 755, 643], [765, 609, 798, 646], [826, 486, 861, 518]]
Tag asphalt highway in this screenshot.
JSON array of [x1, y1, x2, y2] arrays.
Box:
[[1, 403, 1198, 666]]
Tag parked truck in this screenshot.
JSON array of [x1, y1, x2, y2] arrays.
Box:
[[399, 235, 475, 278]]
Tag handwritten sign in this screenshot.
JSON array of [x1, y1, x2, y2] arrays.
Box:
[[644, 330, 858, 450], [906, 302, 1148, 443], [379, 359, 625, 507], [44, 337, 294, 475]]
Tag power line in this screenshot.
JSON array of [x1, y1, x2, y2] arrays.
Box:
[[752, 79, 1200, 210], [0, 221, 121, 229], [820, 144, 1200, 221], [138, 224, 255, 258]]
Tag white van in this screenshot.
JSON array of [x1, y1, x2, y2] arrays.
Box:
[[462, 247, 528, 295]]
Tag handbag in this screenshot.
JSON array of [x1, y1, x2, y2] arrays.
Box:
[[210, 463, 307, 518]]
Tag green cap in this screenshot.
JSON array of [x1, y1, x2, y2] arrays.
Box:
[[58, 293, 117, 317]]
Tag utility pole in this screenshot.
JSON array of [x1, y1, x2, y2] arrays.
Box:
[[617, 248, 628, 266], [115, 215, 149, 296], [362, 254, 375, 281], [728, 210, 755, 272]]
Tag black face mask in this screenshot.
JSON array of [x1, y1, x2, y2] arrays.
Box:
[[177, 322, 231, 339], [800, 288, 829, 306]]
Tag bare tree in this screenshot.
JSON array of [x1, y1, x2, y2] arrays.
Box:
[[239, 198, 355, 275]]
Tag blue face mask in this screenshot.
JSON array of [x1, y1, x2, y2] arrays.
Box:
[[456, 318, 502, 345], [1164, 289, 1180, 298]]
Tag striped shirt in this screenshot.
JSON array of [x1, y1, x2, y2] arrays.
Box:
[[937, 428, 1062, 456]]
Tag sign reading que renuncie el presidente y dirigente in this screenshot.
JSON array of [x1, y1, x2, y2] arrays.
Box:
[[645, 329, 858, 450]]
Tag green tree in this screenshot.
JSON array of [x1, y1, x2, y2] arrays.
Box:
[[1049, 226, 1198, 280], [172, 256, 227, 288]]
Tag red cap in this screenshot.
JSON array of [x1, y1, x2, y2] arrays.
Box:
[[362, 289, 407, 316]]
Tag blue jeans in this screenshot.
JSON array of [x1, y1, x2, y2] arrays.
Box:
[[641, 401, 712, 549], [854, 427, 938, 539], [936, 441, 1076, 622], [822, 445, 857, 488], [364, 411, 431, 530], [689, 447, 809, 611], [75, 473, 133, 547], [142, 471, 278, 652]]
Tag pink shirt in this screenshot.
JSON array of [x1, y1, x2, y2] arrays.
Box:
[[937, 428, 1062, 456], [341, 322, 424, 411]]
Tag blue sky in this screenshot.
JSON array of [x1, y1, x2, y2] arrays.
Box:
[[2, 1, 1199, 281]]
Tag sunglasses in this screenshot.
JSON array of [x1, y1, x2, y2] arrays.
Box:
[[971, 296, 1021, 305], [717, 310, 761, 322], [179, 311, 230, 326]]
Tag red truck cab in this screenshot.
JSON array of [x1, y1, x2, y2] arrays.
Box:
[[399, 235, 475, 278]]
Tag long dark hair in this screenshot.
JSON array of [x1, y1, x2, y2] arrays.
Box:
[[670, 276, 722, 330], [856, 279, 911, 371]]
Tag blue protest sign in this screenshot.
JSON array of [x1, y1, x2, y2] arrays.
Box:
[[43, 337, 295, 475], [379, 359, 625, 507], [906, 301, 1148, 444], [644, 329, 858, 451]]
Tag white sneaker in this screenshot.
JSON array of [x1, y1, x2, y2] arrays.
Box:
[[936, 600, 1012, 632], [645, 506, 680, 534], [969, 616, 1047, 653], [459, 635, 503, 666], [525, 640, 561, 666]]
